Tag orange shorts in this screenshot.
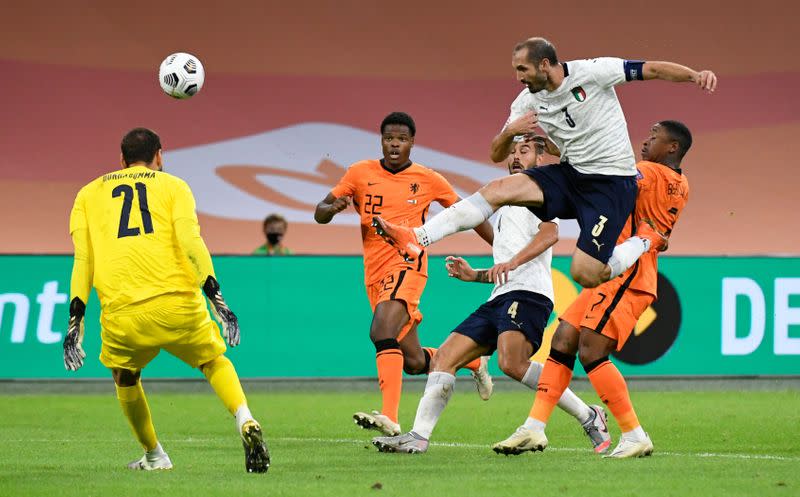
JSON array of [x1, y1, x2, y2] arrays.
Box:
[[366, 269, 426, 342], [560, 277, 654, 350]]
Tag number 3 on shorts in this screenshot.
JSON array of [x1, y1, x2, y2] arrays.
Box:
[[507, 301, 519, 319], [591, 215, 608, 237]]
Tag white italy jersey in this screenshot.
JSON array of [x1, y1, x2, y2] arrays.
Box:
[[488, 205, 555, 303], [506, 57, 637, 177]]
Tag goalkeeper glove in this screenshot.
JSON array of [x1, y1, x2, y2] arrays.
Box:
[[203, 276, 240, 347], [63, 297, 87, 371]]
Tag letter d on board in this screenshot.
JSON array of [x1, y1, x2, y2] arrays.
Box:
[[721, 278, 765, 355]]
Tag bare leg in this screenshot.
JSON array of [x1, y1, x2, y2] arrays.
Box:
[[570, 247, 614, 288], [397, 321, 427, 374]]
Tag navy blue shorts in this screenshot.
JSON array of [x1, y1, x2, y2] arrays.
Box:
[[452, 290, 553, 354], [522, 163, 637, 263]]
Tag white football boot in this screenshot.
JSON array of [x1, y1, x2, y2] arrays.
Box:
[[492, 426, 548, 455], [604, 433, 654, 459], [127, 443, 173, 470], [471, 356, 494, 401], [353, 410, 401, 436]]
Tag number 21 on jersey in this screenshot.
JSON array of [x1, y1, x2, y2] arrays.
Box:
[[112, 182, 153, 238]]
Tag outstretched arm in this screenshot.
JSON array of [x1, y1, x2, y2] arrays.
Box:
[[486, 221, 558, 285], [642, 61, 717, 92]]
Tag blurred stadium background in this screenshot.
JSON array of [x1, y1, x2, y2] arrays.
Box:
[[0, 2, 798, 494], [1, 0, 798, 377]]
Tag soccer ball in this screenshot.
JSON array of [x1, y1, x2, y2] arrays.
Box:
[[158, 52, 205, 99]]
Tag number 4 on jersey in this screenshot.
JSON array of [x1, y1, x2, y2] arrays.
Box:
[[112, 182, 154, 238]]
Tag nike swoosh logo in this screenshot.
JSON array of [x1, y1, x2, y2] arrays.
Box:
[[368, 182, 380, 186]]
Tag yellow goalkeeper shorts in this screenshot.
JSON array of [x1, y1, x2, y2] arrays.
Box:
[[99, 292, 226, 371]]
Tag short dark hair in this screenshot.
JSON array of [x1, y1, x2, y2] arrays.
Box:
[[513, 37, 558, 65], [263, 213, 287, 228], [380, 112, 416, 137], [658, 120, 693, 160], [531, 138, 545, 156], [121, 128, 161, 166]]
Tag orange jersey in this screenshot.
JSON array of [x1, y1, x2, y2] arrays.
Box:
[[619, 160, 690, 295], [331, 159, 458, 284]]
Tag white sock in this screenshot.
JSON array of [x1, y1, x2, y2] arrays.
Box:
[[607, 236, 648, 279], [411, 372, 455, 439], [235, 404, 255, 433], [414, 192, 494, 246], [520, 361, 591, 424], [520, 361, 543, 390], [622, 425, 647, 441], [557, 388, 593, 424], [522, 417, 546, 431], [146, 442, 166, 459]]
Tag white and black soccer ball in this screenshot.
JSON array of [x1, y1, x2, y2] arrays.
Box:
[[158, 52, 205, 99]]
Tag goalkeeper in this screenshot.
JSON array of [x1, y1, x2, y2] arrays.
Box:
[[64, 128, 269, 473]]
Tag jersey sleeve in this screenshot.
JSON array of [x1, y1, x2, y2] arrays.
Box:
[[503, 90, 533, 131], [330, 165, 359, 198], [587, 57, 627, 88], [635, 164, 655, 191], [430, 170, 458, 208], [69, 227, 93, 303], [69, 187, 93, 302], [174, 217, 215, 284], [69, 187, 88, 235], [171, 178, 200, 223]]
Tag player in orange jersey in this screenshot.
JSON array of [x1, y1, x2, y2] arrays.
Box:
[[314, 112, 494, 436], [493, 120, 691, 458]]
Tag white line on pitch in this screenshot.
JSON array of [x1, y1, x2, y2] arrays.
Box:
[[12, 436, 799, 462]]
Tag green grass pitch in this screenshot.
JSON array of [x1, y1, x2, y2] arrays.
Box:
[[2, 387, 798, 496]]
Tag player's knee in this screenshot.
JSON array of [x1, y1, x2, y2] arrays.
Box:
[[112, 368, 140, 387], [369, 323, 395, 343], [478, 179, 506, 210], [428, 349, 458, 374], [551, 324, 580, 354], [403, 352, 427, 375], [497, 355, 526, 381], [198, 355, 229, 376], [578, 342, 608, 368], [580, 354, 610, 373], [571, 267, 603, 289]]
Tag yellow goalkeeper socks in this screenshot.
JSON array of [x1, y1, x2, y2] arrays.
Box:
[[201, 355, 247, 416], [116, 381, 158, 452]]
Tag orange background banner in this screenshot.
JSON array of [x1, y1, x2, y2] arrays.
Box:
[[1, 1, 797, 255]]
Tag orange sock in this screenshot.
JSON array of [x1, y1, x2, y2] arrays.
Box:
[[422, 347, 480, 372], [463, 356, 481, 371], [376, 342, 404, 423], [586, 359, 640, 432], [529, 351, 575, 423]]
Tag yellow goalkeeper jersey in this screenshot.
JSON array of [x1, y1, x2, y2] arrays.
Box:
[[69, 166, 204, 313]]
